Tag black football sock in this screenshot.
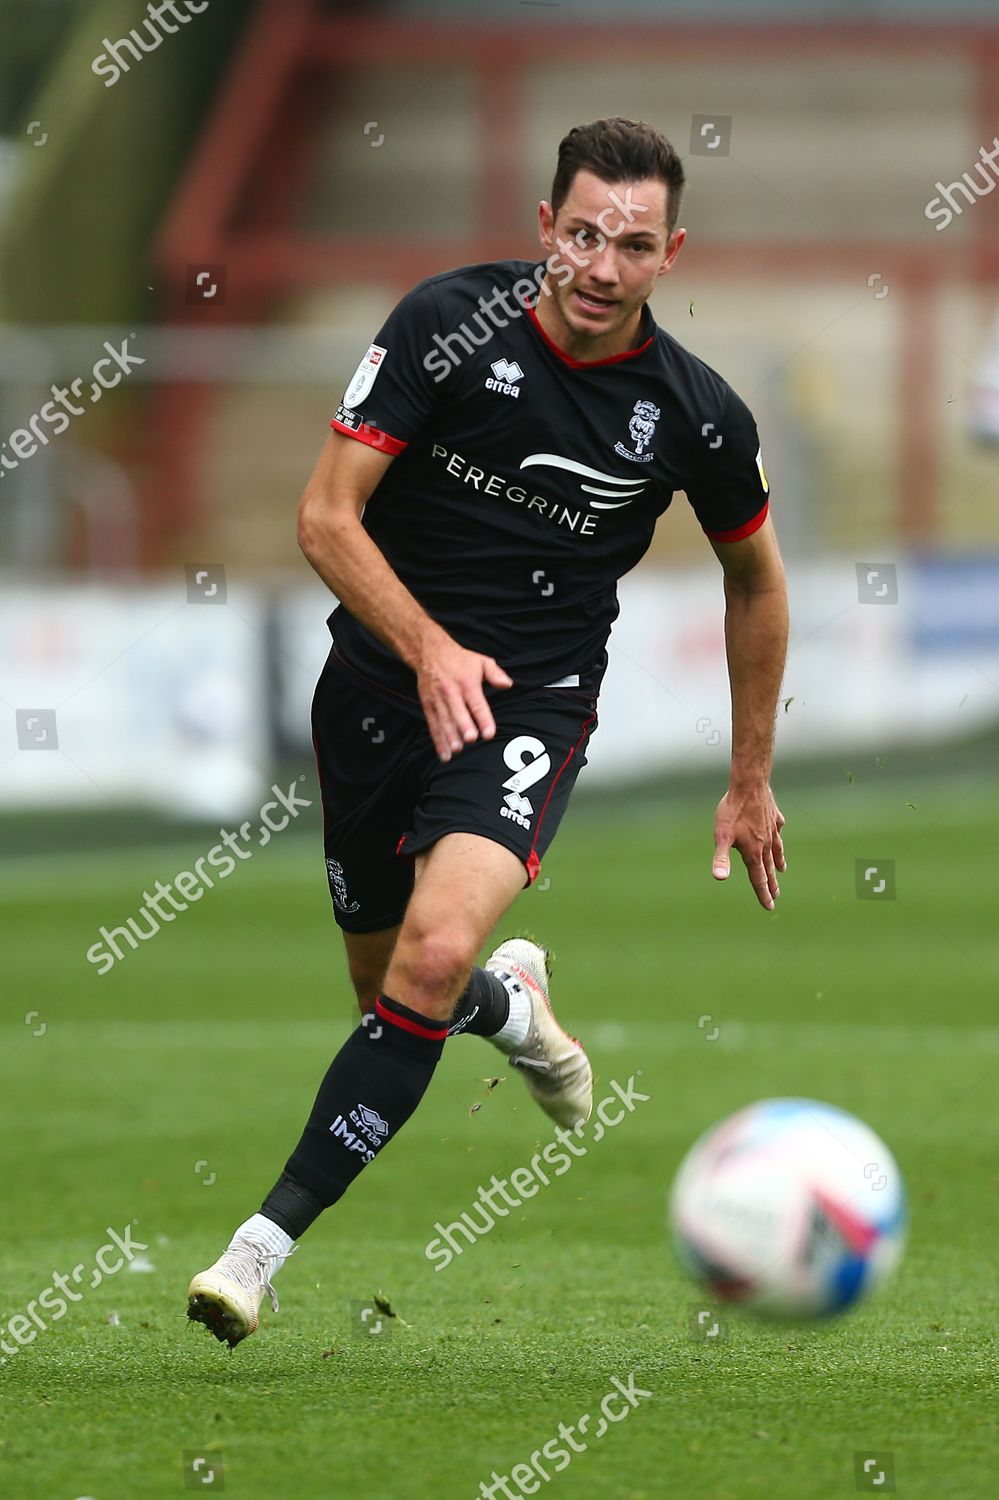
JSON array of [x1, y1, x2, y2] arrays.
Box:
[[259, 994, 447, 1238], [258, 1171, 325, 1241], [447, 966, 511, 1038]]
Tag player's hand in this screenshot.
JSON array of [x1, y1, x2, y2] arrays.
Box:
[[415, 632, 513, 761], [711, 782, 786, 911]]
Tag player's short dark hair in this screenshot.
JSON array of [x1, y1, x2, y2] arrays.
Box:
[[550, 117, 686, 236]]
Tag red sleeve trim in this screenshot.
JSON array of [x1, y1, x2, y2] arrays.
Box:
[[331, 418, 407, 456], [702, 499, 769, 544]]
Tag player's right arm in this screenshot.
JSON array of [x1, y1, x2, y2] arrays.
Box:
[[297, 430, 512, 761]]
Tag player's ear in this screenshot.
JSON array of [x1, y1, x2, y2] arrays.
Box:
[[538, 199, 555, 250], [659, 226, 686, 275]]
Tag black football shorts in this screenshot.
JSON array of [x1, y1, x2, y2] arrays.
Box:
[[311, 646, 598, 933]]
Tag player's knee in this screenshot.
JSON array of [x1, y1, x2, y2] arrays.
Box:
[[388, 919, 476, 1015], [399, 930, 471, 990]]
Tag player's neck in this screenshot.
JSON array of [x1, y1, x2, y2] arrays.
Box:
[[533, 277, 646, 362]]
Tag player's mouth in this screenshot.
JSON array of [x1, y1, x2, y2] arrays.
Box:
[[573, 289, 618, 315]]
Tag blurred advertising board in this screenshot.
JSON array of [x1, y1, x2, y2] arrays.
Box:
[[1, 583, 268, 817], [5, 559, 996, 818]]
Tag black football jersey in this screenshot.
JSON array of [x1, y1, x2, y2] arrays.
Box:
[[329, 258, 770, 701]]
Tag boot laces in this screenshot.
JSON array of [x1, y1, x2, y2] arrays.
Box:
[[224, 1241, 297, 1314]]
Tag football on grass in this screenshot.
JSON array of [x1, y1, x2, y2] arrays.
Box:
[[669, 1097, 907, 1318]]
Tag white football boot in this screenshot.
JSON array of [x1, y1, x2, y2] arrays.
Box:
[[485, 937, 593, 1129], [187, 1234, 293, 1349]]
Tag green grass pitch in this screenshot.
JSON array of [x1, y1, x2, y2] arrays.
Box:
[[1, 767, 997, 1498]]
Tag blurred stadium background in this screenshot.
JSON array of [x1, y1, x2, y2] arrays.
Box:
[[4, 0, 999, 819], [2, 3, 998, 1498]]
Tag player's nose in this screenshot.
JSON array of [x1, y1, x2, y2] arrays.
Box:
[[583, 241, 619, 285]]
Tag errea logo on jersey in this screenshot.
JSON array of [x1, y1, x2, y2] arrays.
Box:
[[485, 357, 524, 398]]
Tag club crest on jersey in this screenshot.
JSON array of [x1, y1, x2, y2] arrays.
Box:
[[614, 399, 660, 463], [344, 343, 386, 407], [485, 357, 524, 398]]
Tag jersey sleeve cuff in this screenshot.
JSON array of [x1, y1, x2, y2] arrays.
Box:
[[331, 415, 408, 457], [702, 499, 769, 543]]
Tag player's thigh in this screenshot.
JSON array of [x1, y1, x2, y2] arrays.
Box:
[[406, 831, 527, 943], [385, 833, 527, 998]]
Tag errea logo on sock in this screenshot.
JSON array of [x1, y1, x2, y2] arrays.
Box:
[[330, 1102, 389, 1161], [355, 1103, 389, 1139]]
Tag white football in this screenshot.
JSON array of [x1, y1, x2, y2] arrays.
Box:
[[669, 1098, 907, 1317]]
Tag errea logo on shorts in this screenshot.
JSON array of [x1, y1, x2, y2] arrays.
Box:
[[498, 734, 551, 828], [500, 790, 534, 828], [485, 357, 524, 398]]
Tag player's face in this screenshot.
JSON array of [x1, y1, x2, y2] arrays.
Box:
[[537, 170, 684, 351]]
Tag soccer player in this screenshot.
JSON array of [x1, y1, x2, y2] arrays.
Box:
[[187, 117, 788, 1347]]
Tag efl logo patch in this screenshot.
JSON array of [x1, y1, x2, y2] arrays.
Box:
[[344, 343, 387, 407]]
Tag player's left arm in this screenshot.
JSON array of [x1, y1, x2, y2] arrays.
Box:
[[708, 514, 789, 911]]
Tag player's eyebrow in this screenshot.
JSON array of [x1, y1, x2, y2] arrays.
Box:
[[565, 216, 655, 241]]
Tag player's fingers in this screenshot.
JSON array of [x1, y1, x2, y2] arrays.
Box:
[[743, 846, 775, 910], [712, 832, 733, 881], [483, 657, 514, 690], [763, 842, 780, 902], [773, 804, 787, 869], [772, 822, 787, 872], [424, 690, 460, 762], [465, 683, 497, 742], [441, 682, 478, 751]]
